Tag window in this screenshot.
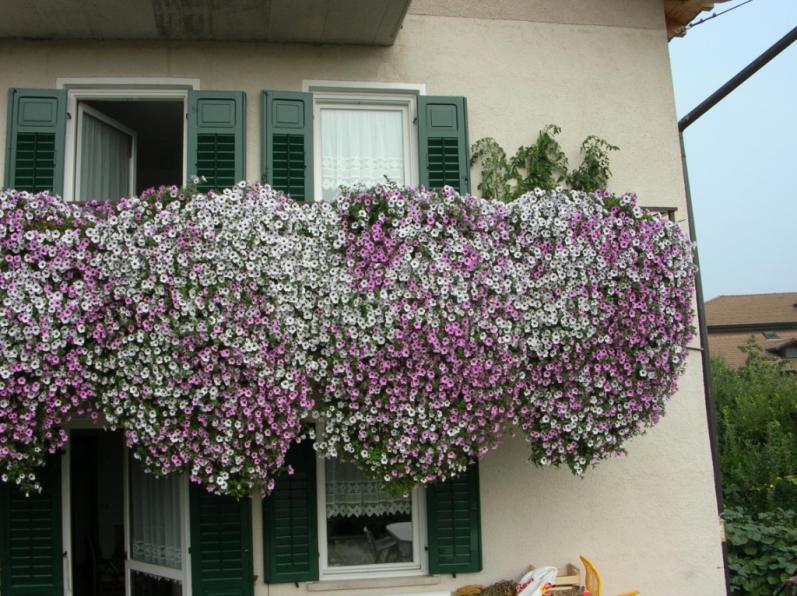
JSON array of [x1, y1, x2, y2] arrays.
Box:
[[762, 330, 780, 340], [263, 84, 469, 201], [60, 86, 191, 202], [262, 435, 482, 585], [317, 457, 425, 578], [312, 89, 418, 201]]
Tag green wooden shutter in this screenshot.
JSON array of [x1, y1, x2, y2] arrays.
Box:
[[189, 486, 254, 596], [187, 91, 245, 193], [262, 91, 313, 201], [262, 439, 318, 583], [0, 455, 63, 596], [418, 96, 470, 193], [426, 462, 482, 574], [4, 89, 67, 195]]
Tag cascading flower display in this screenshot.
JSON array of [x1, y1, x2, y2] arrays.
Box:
[[314, 185, 521, 491], [0, 181, 696, 496], [0, 190, 107, 492], [91, 184, 337, 496], [505, 190, 697, 474]]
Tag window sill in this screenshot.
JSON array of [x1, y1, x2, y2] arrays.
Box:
[[306, 574, 441, 592]]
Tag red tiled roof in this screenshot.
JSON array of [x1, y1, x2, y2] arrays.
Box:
[[705, 292, 797, 327], [705, 292, 797, 370]]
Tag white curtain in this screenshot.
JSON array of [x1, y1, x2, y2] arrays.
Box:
[[130, 458, 182, 570], [325, 459, 411, 518], [79, 111, 131, 201], [320, 108, 405, 200]]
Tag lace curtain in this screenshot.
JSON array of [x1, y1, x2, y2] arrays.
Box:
[[129, 457, 182, 570], [320, 108, 406, 201], [325, 459, 411, 518]]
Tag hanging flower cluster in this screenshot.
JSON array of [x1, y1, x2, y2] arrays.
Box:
[[505, 190, 697, 474], [314, 186, 521, 492], [89, 184, 337, 496], [0, 190, 107, 491], [0, 181, 696, 496]]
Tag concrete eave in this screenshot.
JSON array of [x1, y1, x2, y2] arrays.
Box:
[[0, 0, 410, 46]]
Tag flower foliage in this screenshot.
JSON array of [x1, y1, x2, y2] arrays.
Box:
[[507, 191, 696, 473], [0, 191, 107, 490], [315, 186, 520, 491], [0, 182, 696, 496]]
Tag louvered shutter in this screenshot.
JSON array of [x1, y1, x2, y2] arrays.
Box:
[[4, 89, 67, 194], [418, 96, 470, 193], [262, 91, 313, 201], [426, 462, 482, 574], [0, 456, 63, 596], [187, 91, 245, 193], [262, 438, 318, 583], [189, 486, 254, 596]]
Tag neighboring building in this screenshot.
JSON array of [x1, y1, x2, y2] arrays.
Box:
[[0, 2, 727, 596], [706, 292, 797, 371]]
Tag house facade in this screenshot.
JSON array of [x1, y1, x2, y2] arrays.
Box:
[[0, 1, 727, 595], [706, 292, 797, 371]]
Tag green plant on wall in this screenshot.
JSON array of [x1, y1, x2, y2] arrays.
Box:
[[566, 135, 620, 192], [510, 124, 570, 194], [470, 124, 618, 201]]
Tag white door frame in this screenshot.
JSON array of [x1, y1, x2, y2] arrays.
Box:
[[61, 424, 192, 596], [58, 80, 196, 203], [124, 452, 192, 596]]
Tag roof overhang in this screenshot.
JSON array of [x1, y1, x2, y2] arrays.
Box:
[[665, 0, 731, 39], [0, 0, 410, 46]]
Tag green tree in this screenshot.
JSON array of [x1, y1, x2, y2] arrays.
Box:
[[711, 340, 797, 594], [712, 341, 797, 513]]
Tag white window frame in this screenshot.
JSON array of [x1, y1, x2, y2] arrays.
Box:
[[75, 103, 138, 201], [56, 78, 198, 203], [315, 453, 428, 581], [306, 81, 423, 203]]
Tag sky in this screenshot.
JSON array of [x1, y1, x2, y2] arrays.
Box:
[[668, 0, 797, 300]]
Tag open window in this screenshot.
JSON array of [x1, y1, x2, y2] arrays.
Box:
[[73, 100, 184, 201]]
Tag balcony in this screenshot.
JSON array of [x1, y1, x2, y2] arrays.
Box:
[[0, 0, 410, 46]]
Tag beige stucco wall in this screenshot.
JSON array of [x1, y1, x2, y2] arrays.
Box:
[[0, 0, 726, 593]]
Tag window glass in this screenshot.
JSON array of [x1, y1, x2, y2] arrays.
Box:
[[131, 571, 181, 596], [324, 459, 413, 567], [320, 108, 405, 200]]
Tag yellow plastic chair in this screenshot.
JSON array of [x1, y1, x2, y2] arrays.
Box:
[[579, 555, 640, 596]]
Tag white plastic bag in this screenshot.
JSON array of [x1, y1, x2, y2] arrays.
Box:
[[516, 566, 558, 596]]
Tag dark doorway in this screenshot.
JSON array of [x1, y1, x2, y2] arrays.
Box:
[[71, 430, 125, 596], [81, 100, 184, 195]]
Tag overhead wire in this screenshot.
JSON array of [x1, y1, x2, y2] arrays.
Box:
[[685, 0, 756, 31]]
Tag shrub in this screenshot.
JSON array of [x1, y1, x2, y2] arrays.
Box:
[[724, 507, 797, 595]]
